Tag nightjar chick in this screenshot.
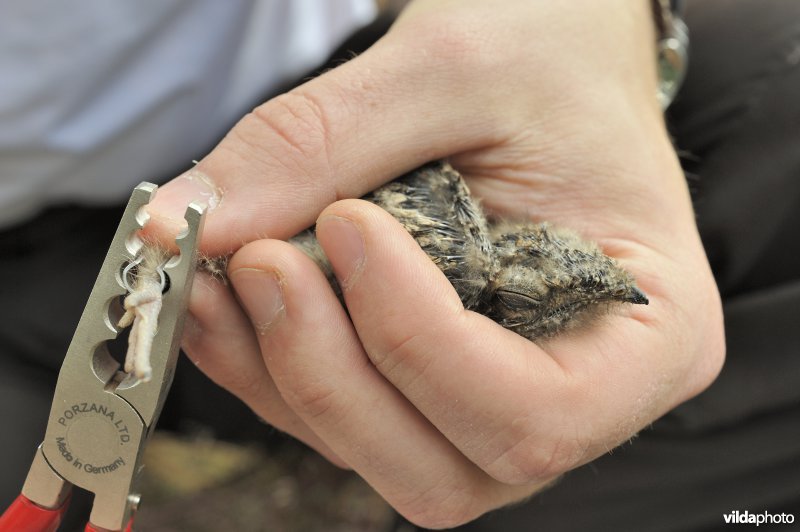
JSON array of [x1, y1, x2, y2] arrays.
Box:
[[293, 163, 495, 310], [489, 222, 648, 339], [291, 161, 648, 341]]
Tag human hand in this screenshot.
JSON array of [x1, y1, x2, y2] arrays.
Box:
[[146, 0, 725, 527]]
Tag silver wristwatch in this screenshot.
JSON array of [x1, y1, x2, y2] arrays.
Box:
[[652, 0, 689, 109]]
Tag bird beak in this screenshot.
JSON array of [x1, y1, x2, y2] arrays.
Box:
[[624, 287, 649, 305]]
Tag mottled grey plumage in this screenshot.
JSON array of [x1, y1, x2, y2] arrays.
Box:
[[290, 161, 648, 340], [489, 222, 647, 338], [365, 163, 496, 311]]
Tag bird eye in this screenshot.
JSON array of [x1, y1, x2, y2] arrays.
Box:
[[495, 289, 542, 310]]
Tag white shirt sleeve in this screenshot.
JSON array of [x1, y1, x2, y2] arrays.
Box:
[[0, 0, 377, 227]]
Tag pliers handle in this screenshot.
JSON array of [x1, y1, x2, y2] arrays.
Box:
[[1, 494, 69, 532], [1, 494, 132, 532]]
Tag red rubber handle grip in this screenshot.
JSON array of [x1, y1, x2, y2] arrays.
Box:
[[84, 517, 133, 532], [0, 493, 69, 532]]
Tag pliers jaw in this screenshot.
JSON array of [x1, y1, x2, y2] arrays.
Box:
[[2, 182, 205, 531]]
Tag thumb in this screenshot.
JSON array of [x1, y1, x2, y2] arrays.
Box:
[[144, 19, 506, 255]]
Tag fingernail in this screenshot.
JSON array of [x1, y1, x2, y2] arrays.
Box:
[[317, 215, 365, 290], [231, 268, 285, 335], [147, 168, 222, 222]]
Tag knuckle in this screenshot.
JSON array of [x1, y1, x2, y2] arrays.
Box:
[[253, 91, 329, 157], [286, 380, 347, 423], [370, 330, 424, 376], [368, 323, 443, 390], [241, 90, 335, 177], [365, 311, 465, 391], [485, 428, 585, 485], [220, 366, 267, 402]]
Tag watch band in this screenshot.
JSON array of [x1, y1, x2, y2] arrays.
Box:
[[652, 0, 689, 109]]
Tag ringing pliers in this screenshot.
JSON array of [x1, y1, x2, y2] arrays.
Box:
[[0, 183, 205, 531]]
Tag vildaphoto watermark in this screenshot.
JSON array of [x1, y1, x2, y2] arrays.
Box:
[[723, 510, 795, 526]]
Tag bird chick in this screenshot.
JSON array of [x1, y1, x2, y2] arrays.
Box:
[[364, 163, 496, 311], [291, 161, 647, 341], [292, 162, 496, 310], [489, 222, 648, 339]]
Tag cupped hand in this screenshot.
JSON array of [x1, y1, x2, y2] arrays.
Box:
[[147, 0, 725, 527]]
